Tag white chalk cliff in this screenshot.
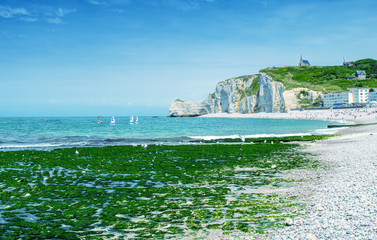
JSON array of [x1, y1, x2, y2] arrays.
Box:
[[169, 73, 322, 117]]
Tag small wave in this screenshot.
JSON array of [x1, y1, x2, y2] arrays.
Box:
[[313, 127, 348, 135], [190, 135, 241, 141], [190, 133, 314, 141], [0, 141, 93, 151], [0, 143, 65, 149], [105, 138, 128, 143]]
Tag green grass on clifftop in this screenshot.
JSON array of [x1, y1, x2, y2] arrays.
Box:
[[260, 58, 377, 92]]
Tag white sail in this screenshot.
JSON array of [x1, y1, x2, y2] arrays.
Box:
[[135, 116, 139, 124], [130, 116, 134, 124], [110, 116, 115, 125]]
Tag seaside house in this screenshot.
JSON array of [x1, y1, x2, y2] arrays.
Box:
[[348, 88, 369, 103], [298, 55, 311, 67], [323, 92, 353, 108], [323, 88, 377, 107], [355, 70, 367, 80]]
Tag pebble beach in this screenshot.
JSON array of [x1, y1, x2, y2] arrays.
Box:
[[202, 108, 377, 239], [268, 124, 377, 239]]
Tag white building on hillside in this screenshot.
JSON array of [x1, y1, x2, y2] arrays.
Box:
[[323, 92, 353, 108], [348, 88, 369, 103], [356, 70, 367, 80], [298, 55, 311, 67], [323, 88, 377, 107]]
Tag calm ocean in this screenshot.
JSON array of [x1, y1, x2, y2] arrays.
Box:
[[0, 116, 334, 150]]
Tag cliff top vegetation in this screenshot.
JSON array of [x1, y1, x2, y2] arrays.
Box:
[[260, 58, 377, 93]]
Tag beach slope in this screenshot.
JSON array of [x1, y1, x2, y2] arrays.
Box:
[[269, 124, 377, 239]]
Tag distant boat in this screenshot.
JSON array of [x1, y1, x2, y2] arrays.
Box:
[[130, 116, 134, 124], [110, 116, 115, 125], [135, 116, 139, 124]]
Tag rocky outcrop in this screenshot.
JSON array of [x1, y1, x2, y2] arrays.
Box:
[[209, 75, 259, 114], [168, 72, 323, 117], [168, 100, 211, 117], [169, 75, 260, 117], [256, 73, 286, 112]]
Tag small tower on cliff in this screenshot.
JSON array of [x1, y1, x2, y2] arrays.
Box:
[[299, 55, 311, 66]]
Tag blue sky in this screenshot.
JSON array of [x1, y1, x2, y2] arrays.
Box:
[[1, 0, 376, 116]]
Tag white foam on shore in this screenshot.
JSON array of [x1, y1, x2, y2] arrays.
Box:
[[313, 127, 348, 135], [190, 126, 349, 141], [0, 142, 88, 150], [190, 133, 314, 141], [0, 143, 64, 149]]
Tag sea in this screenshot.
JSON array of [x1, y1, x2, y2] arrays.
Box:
[[0, 116, 336, 151]]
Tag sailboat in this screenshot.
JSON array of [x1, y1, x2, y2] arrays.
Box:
[[110, 116, 115, 125], [135, 116, 139, 124], [130, 116, 134, 124]]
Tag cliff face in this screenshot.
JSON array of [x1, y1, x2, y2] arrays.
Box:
[[256, 73, 286, 112], [168, 100, 211, 117], [209, 75, 259, 114], [168, 73, 322, 117]]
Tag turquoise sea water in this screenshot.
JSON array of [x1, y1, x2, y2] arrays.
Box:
[[0, 116, 333, 150]]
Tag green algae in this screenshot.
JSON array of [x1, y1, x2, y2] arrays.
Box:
[[0, 142, 317, 239]]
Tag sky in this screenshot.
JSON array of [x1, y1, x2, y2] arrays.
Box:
[[1, 0, 377, 117]]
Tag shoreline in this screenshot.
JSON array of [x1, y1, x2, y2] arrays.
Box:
[[2, 113, 377, 238], [200, 107, 377, 125], [267, 123, 377, 239]]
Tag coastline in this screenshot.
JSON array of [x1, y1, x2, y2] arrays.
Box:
[[266, 123, 377, 239], [200, 107, 377, 124], [1, 111, 377, 239]]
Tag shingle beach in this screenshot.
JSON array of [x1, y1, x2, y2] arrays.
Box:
[[269, 124, 377, 239], [203, 108, 377, 239]]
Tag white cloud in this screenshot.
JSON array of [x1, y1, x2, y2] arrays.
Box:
[[56, 8, 76, 17], [20, 17, 38, 22], [46, 17, 63, 25], [87, 0, 103, 5], [0, 5, 76, 24], [0, 5, 29, 18], [87, 0, 131, 6], [45, 8, 76, 24], [145, 0, 216, 11]]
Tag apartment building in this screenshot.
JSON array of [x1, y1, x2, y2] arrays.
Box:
[[323, 88, 377, 107]]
